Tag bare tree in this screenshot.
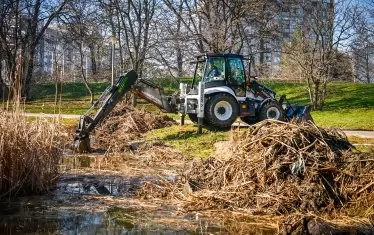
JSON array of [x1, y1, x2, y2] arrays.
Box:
[[118, 0, 156, 77], [281, 0, 360, 110], [351, 2, 374, 83], [0, 0, 69, 100], [163, 0, 251, 53], [160, 0, 282, 78], [59, 0, 105, 104]]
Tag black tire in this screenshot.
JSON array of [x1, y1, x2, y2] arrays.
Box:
[[205, 93, 239, 129], [188, 113, 198, 124], [258, 101, 284, 121], [240, 116, 257, 125]]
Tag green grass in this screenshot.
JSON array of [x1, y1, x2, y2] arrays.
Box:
[[30, 82, 109, 101], [1, 82, 109, 115], [145, 124, 228, 158], [263, 81, 374, 130], [347, 136, 374, 153], [24, 100, 92, 114], [4, 79, 373, 130]]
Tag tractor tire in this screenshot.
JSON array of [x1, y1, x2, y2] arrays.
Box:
[[258, 101, 284, 122], [205, 93, 239, 129], [188, 113, 198, 124], [240, 116, 257, 125]]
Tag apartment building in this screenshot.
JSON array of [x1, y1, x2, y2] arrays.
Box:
[[248, 0, 334, 77]]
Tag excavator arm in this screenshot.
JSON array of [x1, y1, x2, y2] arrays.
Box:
[[72, 70, 178, 153], [72, 70, 138, 152], [132, 78, 177, 113]]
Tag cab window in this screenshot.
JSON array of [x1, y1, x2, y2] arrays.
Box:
[[227, 57, 246, 96], [204, 57, 225, 82]]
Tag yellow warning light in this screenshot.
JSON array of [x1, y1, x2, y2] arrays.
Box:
[[242, 105, 246, 109]]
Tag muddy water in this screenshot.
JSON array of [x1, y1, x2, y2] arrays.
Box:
[[0, 155, 213, 234], [0, 155, 277, 235]]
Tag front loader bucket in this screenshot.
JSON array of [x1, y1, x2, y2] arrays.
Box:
[[284, 105, 313, 123]]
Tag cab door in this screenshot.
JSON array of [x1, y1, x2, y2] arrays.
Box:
[[226, 57, 246, 97]]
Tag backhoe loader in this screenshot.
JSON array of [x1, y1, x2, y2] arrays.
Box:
[[72, 53, 311, 152]]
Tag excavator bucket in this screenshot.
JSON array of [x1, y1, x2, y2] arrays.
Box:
[[279, 95, 313, 123], [72, 70, 138, 153]]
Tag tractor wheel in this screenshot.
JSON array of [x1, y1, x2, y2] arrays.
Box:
[[188, 113, 198, 124], [240, 116, 257, 125], [205, 93, 239, 129], [258, 101, 284, 122]]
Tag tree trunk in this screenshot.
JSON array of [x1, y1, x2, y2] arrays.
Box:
[[176, 0, 183, 77], [23, 47, 36, 100], [0, 60, 2, 100], [176, 48, 183, 77], [366, 53, 370, 83], [89, 45, 97, 75], [306, 76, 313, 108], [313, 80, 320, 110], [321, 80, 327, 109], [79, 44, 93, 104]]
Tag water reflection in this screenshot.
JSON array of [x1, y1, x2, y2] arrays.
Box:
[[0, 154, 277, 235], [0, 199, 200, 235], [0, 171, 199, 235]]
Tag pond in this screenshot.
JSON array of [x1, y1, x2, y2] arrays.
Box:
[[0, 155, 277, 235]]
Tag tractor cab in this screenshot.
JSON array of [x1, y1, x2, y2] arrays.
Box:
[[191, 53, 248, 97]]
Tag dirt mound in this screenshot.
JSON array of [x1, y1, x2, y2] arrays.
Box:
[[93, 103, 175, 151], [184, 120, 374, 214]]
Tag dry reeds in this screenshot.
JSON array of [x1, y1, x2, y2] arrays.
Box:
[[183, 120, 374, 215], [93, 103, 175, 152], [0, 112, 62, 198], [136, 119, 373, 221]]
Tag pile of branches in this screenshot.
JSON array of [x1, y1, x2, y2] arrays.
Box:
[[184, 120, 374, 214], [93, 104, 175, 151], [136, 179, 178, 199]]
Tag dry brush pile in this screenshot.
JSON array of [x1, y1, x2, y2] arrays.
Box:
[[184, 120, 374, 215], [0, 111, 62, 198], [93, 103, 175, 152]]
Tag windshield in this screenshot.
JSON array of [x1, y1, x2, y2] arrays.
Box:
[[192, 60, 205, 87], [204, 57, 225, 82]]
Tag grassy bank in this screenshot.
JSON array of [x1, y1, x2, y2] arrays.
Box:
[[4, 80, 373, 130], [145, 124, 228, 158], [264, 81, 374, 130]]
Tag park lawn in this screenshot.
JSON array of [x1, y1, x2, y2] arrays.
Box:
[[30, 82, 109, 101], [264, 81, 374, 130], [0, 82, 107, 114], [24, 100, 92, 114], [145, 124, 229, 158], [10, 80, 374, 130]]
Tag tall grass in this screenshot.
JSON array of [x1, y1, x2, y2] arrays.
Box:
[[0, 112, 62, 198]]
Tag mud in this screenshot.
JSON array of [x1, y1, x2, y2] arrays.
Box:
[[0, 144, 277, 235], [0, 164, 276, 234]]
